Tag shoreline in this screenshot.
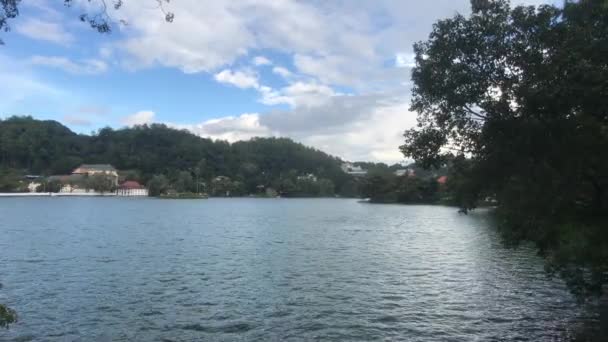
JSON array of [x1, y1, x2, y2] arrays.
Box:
[[0, 192, 120, 197]]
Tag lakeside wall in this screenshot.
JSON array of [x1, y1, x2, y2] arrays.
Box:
[[0, 192, 118, 197]]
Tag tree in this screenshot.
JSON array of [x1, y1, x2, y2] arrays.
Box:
[[85, 174, 115, 193], [0, 168, 21, 192], [361, 172, 398, 203], [0, 304, 17, 329], [174, 171, 194, 193], [401, 0, 608, 297], [210, 176, 233, 197], [317, 178, 335, 197], [0, 0, 174, 44], [0, 283, 17, 329], [0, 0, 18, 45], [147, 174, 169, 197]]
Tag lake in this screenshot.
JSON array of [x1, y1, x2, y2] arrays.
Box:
[[0, 198, 582, 341]]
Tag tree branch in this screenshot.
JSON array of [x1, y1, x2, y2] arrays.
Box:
[[463, 105, 487, 120]]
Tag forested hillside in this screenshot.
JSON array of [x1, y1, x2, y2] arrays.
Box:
[[0, 116, 353, 196]]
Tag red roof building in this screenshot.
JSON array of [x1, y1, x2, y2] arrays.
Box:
[[117, 181, 148, 196], [119, 181, 144, 189]]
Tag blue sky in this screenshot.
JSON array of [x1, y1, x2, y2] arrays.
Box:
[[0, 0, 552, 162]]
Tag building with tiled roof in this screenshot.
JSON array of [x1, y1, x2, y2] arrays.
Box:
[[117, 180, 148, 197]]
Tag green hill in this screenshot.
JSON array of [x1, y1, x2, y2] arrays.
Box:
[[0, 116, 354, 196]]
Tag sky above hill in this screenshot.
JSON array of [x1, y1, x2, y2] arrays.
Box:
[[0, 0, 553, 163]]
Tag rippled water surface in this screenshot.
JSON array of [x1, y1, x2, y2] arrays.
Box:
[[0, 198, 581, 341]]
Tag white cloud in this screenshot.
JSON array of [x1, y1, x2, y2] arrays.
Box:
[[295, 100, 417, 163], [15, 18, 74, 45], [122, 111, 156, 126], [30, 56, 108, 75], [252, 56, 272, 66], [258, 81, 336, 108], [258, 86, 293, 107], [173, 113, 273, 142], [214, 69, 259, 89], [272, 66, 292, 78], [114, 1, 254, 73], [100, 0, 553, 86], [174, 93, 416, 162], [395, 53, 416, 68], [282, 82, 336, 108], [17, 0, 555, 162]]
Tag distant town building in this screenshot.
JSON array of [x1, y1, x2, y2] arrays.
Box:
[[341, 163, 367, 177], [117, 181, 148, 196], [27, 182, 41, 192], [72, 164, 118, 185]]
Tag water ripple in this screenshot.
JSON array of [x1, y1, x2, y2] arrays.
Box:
[[0, 198, 583, 341]]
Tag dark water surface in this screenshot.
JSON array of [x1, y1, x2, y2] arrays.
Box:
[[0, 198, 581, 341]]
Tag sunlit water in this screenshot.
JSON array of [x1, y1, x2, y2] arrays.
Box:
[[0, 198, 582, 341]]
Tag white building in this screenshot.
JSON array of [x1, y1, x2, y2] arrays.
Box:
[[341, 163, 367, 176], [116, 181, 148, 196], [72, 164, 119, 186], [27, 182, 41, 192]]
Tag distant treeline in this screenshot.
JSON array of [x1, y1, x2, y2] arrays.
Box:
[[0, 116, 426, 199], [0, 116, 456, 200], [0, 116, 349, 196]]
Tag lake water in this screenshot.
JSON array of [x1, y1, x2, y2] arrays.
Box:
[[0, 198, 582, 341]]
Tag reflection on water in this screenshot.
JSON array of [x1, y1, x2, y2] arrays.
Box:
[[0, 198, 581, 341]]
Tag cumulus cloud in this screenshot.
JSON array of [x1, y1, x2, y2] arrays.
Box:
[[295, 100, 417, 163], [173, 113, 273, 142], [108, 0, 549, 85], [214, 69, 260, 89], [15, 18, 74, 45], [174, 94, 416, 163], [21, 0, 552, 162], [29, 56, 108, 75], [272, 66, 292, 78], [259, 93, 381, 134], [122, 111, 156, 126], [395, 53, 416, 68], [257, 81, 337, 108], [252, 56, 272, 66]]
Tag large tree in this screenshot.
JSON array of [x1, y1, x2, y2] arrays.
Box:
[[401, 0, 608, 297]]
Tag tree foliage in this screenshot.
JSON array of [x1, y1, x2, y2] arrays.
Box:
[[0, 283, 17, 329], [85, 174, 115, 193], [401, 0, 608, 298], [0, 0, 173, 44], [361, 171, 443, 204], [0, 116, 357, 197], [0, 304, 17, 329], [147, 174, 169, 197]]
